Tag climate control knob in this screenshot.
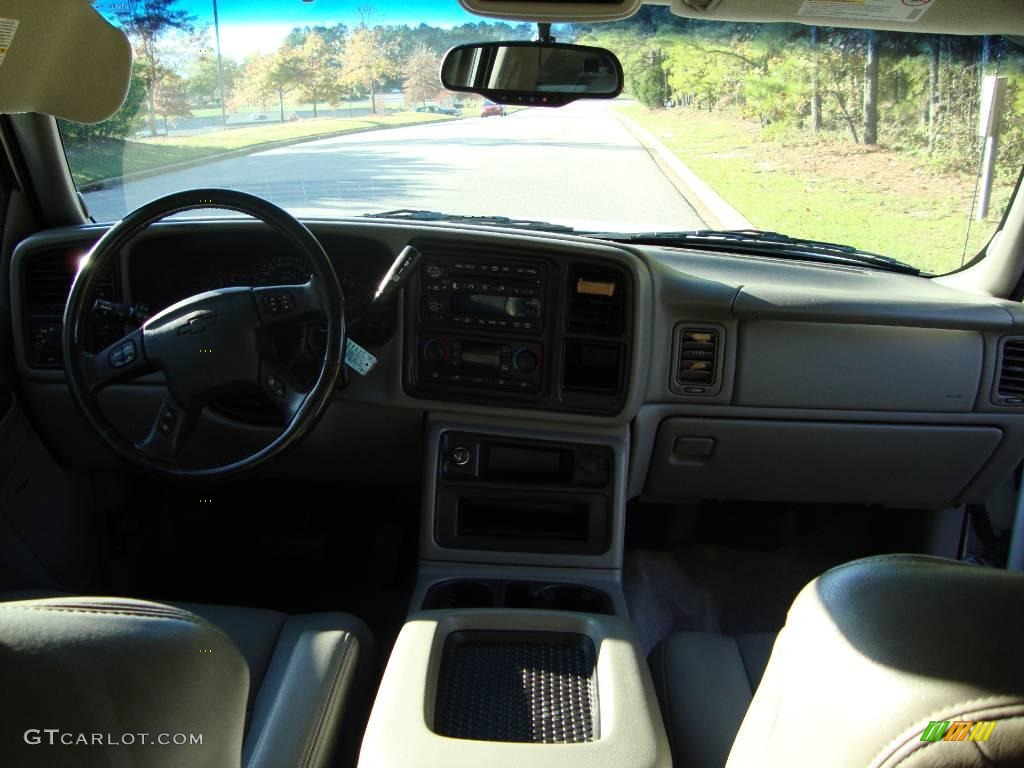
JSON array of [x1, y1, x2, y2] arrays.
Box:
[[423, 339, 446, 362], [425, 263, 443, 279], [513, 348, 538, 372]]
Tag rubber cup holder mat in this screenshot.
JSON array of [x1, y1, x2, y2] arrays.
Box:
[[433, 630, 598, 743]]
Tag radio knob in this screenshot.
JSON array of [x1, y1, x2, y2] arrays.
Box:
[[426, 263, 443, 279], [423, 339, 446, 362], [513, 348, 538, 372]]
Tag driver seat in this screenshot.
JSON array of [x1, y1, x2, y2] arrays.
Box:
[[0, 595, 376, 768]]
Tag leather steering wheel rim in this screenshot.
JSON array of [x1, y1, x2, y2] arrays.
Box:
[[63, 188, 346, 479]]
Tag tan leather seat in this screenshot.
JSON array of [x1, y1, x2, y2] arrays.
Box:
[[0, 596, 376, 768], [651, 555, 1024, 767]]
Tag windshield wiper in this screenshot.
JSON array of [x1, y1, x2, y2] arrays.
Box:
[[364, 209, 575, 233], [588, 228, 921, 275]]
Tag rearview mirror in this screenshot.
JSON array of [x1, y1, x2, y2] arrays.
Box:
[[441, 42, 623, 107]]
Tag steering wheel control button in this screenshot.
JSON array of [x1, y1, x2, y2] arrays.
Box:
[[108, 339, 137, 368], [157, 407, 177, 436], [451, 446, 472, 466], [266, 373, 286, 399], [263, 291, 294, 315]]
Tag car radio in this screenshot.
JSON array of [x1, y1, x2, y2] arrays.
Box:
[[411, 253, 551, 399], [420, 256, 548, 333]]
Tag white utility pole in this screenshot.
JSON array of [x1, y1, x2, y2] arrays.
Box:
[[976, 75, 1007, 221]]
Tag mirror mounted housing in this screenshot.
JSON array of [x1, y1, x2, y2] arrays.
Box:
[[441, 41, 624, 108]]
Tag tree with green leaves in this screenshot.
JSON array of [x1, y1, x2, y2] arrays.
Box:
[[109, 0, 195, 137], [261, 49, 304, 122], [340, 25, 399, 114], [296, 31, 344, 117], [185, 54, 239, 107]]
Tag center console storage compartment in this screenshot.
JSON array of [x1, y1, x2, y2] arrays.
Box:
[[357, 610, 671, 768]]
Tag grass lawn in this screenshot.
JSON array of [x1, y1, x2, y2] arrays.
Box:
[[619, 103, 1014, 275], [65, 112, 455, 188]]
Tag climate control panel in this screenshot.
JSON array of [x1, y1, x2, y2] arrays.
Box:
[[415, 334, 545, 396]]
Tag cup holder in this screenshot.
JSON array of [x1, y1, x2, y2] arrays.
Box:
[[423, 579, 612, 614], [532, 584, 610, 613], [422, 580, 496, 610]]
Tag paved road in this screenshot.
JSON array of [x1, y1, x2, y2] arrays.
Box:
[[84, 101, 705, 232]]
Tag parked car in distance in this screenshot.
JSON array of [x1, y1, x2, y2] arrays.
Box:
[[249, 113, 270, 122], [415, 104, 461, 116], [481, 99, 507, 117]]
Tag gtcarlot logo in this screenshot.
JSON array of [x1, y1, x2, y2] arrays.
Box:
[[24, 729, 203, 747]]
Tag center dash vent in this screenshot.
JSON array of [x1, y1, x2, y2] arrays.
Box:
[[567, 265, 625, 336], [675, 327, 720, 394], [995, 338, 1024, 405]]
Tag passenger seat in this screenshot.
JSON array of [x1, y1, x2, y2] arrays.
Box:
[[650, 555, 1024, 767]]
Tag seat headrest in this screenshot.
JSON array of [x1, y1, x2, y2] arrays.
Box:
[[0, 0, 131, 123], [727, 555, 1024, 767], [0, 597, 248, 768]]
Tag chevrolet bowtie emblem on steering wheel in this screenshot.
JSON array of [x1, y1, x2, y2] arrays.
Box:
[[176, 312, 218, 335]]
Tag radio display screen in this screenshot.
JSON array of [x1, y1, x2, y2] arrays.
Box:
[[450, 293, 509, 317]]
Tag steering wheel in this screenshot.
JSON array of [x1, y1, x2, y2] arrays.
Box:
[[63, 189, 346, 479]]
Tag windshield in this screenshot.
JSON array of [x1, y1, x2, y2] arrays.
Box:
[[63, 2, 1023, 275]]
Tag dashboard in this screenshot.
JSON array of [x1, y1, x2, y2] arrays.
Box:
[[10, 217, 1024, 510]]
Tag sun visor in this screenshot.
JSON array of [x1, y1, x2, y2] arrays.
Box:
[[0, 0, 132, 123], [666, 0, 1024, 36]]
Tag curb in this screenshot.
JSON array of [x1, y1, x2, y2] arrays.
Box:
[[616, 112, 752, 230], [80, 115, 458, 192]]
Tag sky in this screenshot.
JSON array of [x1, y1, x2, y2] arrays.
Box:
[[97, 0, 484, 60]]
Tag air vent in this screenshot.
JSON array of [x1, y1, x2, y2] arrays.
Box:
[[567, 265, 625, 336], [996, 338, 1024, 405], [676, 328, 719, 392], [26, 250, 115, 311], [24, 248, 118, 369]]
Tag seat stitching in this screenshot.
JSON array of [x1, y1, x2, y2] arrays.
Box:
[[0, 605, 203, 624], [0, 603, 238, 645], [969, 739, 999, 768], [301, 633, 355, 768]]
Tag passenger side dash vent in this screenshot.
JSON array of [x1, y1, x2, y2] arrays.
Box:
[[567, 265, 625, 336], [995, 337, 1024, 405], [674, 326, 721, 395]]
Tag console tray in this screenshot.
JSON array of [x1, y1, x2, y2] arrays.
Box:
[[434, 630, 598, 744]]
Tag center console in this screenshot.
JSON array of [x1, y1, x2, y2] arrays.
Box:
[[357, 610, 671, 768]]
